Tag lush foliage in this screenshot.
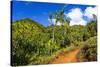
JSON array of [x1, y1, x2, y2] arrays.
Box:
[[77, 36, 97, 61], [12, 18, 61, 65], [12, 9, 97, 66]]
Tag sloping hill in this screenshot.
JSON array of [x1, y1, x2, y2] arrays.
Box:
[[11, 18, 51, 65], [12, 18, 45, 33]]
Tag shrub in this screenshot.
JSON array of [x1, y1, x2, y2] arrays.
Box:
[[77, 36, 97, 62]]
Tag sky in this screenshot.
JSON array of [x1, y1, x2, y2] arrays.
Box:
[[11, 1, 97, 26]]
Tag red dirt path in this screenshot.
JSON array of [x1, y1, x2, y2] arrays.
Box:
[[50, 49, 80, 64]]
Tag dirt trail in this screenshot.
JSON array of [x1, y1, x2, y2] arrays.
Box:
[[50, 49, 80, 64]]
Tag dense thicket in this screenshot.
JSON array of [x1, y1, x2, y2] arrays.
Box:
[[77, 36, 97, 61], [12, 18, 61, 65], [12, 9, 97, 65], [12, 18, 97, 66]]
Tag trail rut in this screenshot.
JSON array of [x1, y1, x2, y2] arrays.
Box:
[[50, 49, 80, 64]]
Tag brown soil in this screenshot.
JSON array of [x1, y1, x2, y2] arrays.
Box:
[[50, 49, 80, 64]]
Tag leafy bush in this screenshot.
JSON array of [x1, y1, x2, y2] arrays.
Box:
[[77, 36, 97, 62], [12, 18, 97, 66], [87, 21, 97, 37], [12, 19, 60, 66]]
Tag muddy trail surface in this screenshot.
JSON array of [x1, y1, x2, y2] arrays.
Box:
[[50, 49, 80, 64]]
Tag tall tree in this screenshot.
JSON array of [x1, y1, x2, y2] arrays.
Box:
[[59, 7, 70, 46], [87, 14, 97, 37], [54, 7, 68, 46], [48, 12, 55, 42], [59, 7, 65, 45]]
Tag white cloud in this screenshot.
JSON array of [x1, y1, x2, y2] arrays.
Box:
[[48, 18, 62, 25], [67, 8, 83, 21], [48, 7, 97, 26], [57, 21, 62, 25], [66, 8, 87, 26], [51, 19, 56, 25], [70, 19, 87, 26], [84, 7, 97, 20]]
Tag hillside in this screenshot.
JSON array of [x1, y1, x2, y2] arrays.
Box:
[[12, 18, 45, 33], [11, 18, 97, 66]]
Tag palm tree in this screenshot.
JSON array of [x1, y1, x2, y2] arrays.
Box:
[[48, 6, 70, 46], [48, 12, 55, 42], [59, 7, 66, 45], [54, 11, 60, 25], [56, 6, 70, 46]]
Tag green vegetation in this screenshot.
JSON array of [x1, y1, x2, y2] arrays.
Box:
[[11, 9, 97, 66], [77, 36, 97, 62]]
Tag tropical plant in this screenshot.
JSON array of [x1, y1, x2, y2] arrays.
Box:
[[77, 36, 97, 62], [48, 12, 55, 42]]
